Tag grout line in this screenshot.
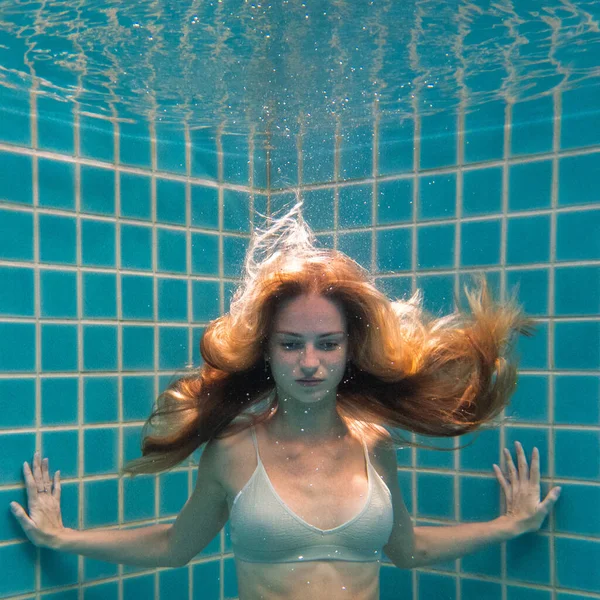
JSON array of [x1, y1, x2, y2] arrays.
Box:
[[25, 12, 43, 595], [333, 119, 340, 246], [1, 313, 598, 327], [3, 140, 600, 193], [500, 98, 513, 590], [1, 258, 599, 277], [8, 195, 599, 222], [407, 9, 422, 588], [141, 6, 162, 592], [455, 99, 465, 585], [549, 87, 561, 598], [372, 106, 379, 278], [148, 115, 162, 600], [216, 124, 226, 600], [184, 118, 196, 600]]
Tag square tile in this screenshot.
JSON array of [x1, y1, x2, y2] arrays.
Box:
[[191, 185, 219, 229], [420, 112, 458, 170], [190, 127, 218, 181], [338, 230, 373, 270], [81, 165, 116, 215], [156, 124, 186, 174], [506, 215, 551, 265], [460, 219, 501, 266], [120, 172, 152, 221], [339, 184, 372, 228], [156, 178, 186, 225], [119, 120, 151, 168], [508, 160, 552, 211], [378, 117, 414, 175], [554, 266, 599, 316], [554, 321, 599, 370], [506, 268, 549, 316], [463, 167, 503, 216], [80, 115, 114, 162], [0, 209, 33, 261], [418, 173, 456, 220], [0, 87, 30, 146], [561, 81, 600, 150], [39, 214, 77, 265], [558, 152, 600, 207], [339, 124, 373, 180], [511, 96, 554, 156], [376, 228, 411, 272], [38, 158, 76, 211], [556, 209, 600, 261], [417, 223, 455, 269], [0, 151, 33, 205], [157, 228, 187, 273], [554, 375, 599, 426], [464, 99, 505, 164], [378, 179, 413, 224]]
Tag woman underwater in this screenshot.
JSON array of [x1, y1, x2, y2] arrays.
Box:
[[10, 199, 562, 600]]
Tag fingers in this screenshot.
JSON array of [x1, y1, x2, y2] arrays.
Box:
[[33, 451, 42, 488], [23, 452, 52, 495], [22, 458, 36, 493], [539, 486, 562, 514], [53, 470, 61, 501], [515, 441, 529, 485], [530, 446, 541, 489], [503, 441, 535, 486], [41, 456, 52, 489], [503, 447, 519, 487], [492, 463, 511, 502], [10, 502, 34, 530]]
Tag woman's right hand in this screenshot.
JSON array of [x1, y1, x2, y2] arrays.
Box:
[[10, 452, 66, 549]]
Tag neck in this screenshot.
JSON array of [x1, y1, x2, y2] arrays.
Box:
[[268, 388, 347, 443]]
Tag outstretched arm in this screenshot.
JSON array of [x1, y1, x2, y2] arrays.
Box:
[[408, 441, 562, 569], [411, 516, 516, 568]]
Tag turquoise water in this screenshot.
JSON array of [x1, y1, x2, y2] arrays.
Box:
[[1, 0, 600, 131], [0, 1, 599, 599]]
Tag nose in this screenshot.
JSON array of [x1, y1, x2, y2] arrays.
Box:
[[299, 344, 320, 369]]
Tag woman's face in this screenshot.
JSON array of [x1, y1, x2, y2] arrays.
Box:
[[266, 294, 349, 403]]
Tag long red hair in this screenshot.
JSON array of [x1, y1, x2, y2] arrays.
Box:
[[121, 199, 533, 476]]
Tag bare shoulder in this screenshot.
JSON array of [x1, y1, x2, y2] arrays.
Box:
[[360, 423, 394, 455], [203, 424, 255, 487], [362, 425, 397, 482]]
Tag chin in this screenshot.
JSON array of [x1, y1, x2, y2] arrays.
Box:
[[295, 386, 339, 400]]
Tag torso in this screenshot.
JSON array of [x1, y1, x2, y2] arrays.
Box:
[[214, 419, 393, 600]]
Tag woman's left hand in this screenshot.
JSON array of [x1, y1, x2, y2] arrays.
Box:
[[493, 441, 562, 535]]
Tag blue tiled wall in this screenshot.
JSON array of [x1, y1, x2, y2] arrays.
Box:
[[1, 86, 599, 600], [0, 92, 267, 599]]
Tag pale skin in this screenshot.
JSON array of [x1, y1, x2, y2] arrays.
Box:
[[10, 293, 562, 600]]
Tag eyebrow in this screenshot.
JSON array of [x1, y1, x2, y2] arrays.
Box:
[[275, 331, 345, 337]]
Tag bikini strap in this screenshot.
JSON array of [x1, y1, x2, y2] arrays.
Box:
[[359, 435, 372, 470], [249, 425, 261, 464]]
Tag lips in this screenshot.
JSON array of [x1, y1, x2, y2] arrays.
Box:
[[297, 379, 323, 383]]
